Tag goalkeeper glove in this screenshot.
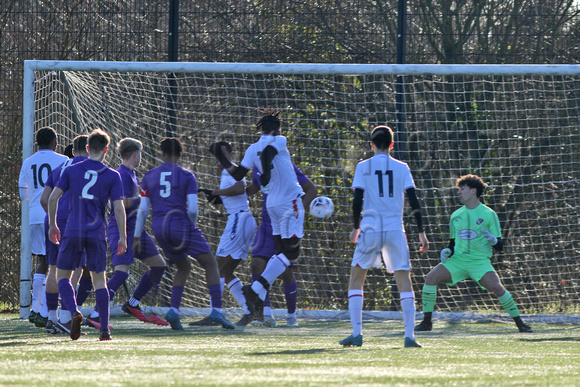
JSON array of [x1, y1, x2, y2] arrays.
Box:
[[440, 248, 452, 262], [480, 229, 498, 245]]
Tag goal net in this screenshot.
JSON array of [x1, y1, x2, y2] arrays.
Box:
[[22, 61, 580, 324]]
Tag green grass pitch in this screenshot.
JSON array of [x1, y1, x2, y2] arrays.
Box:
[[1, 314, 578, 386]]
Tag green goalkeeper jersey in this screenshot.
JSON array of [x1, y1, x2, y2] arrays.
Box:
[[449, 203, 501, 261]]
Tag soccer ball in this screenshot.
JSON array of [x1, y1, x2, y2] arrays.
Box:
[[309, 196, 334, 219]]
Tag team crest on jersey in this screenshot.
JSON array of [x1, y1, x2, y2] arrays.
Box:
[[476, 218, 484, 225], [458, 229, 478, 240]]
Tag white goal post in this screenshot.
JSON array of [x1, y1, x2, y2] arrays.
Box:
[[21, 60, 580, 324]]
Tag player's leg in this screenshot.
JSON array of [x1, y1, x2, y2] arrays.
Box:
[[280, 266, 298, 327], [195, 252, 235, 329], [478, 271, 533, 333], [339, 265, 366, 347], [393, 270, 421, 348], [245, 200, 304, 307], [30, 223, 48, 324], [162, 256, 190, 330], [218, 254, 253, 325], [124, 254, 167, 325], [87, 238, 112, 340], [56, 237, 85, 340], [44, 264, 60, 333], [415, 264, 453, 332]]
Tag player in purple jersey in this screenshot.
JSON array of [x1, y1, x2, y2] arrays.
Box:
[[246, 164, 317, 327], [133, 137, 234, 330], [210, 109, 307, 318], [40, 135, 88, 334], [98, 138, 169, 328], [48, 129, 127, 341]]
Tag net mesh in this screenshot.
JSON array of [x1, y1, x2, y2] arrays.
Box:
[[30, 65, 579, 322]]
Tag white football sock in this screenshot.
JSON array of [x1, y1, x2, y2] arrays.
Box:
[[39, 278, 48, 317], [264, 306, 273, 317], [227, 278, 249, 314], [32, 273, 46, 313], [348, 289, 363, 337], [59, 309, 72, 324], [400, 291, 416, 339]]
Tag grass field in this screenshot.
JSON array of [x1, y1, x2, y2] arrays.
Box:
[[1, 314, 578, 386]]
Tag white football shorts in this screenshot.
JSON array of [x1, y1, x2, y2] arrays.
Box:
[[30, 223, 46, 256], [266, 197, 305, 239], [352, 229, 411, 273], [216, 211, 257, 260]]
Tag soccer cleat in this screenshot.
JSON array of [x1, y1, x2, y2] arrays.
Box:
[[235, 313, 254, 327], [241, 285, 257, 315], [99, 329, 112, 341], [414, 320, 433, 332], [70, 311, 83, 341], [28, 310, 38, 324], [45, 320, 64, 334], [286, 316, 299, 327], [188, 316, 218, 326], [263, 315, 277, 328], [404, 337, 422, 348], [34, 313, 49, 328], [122, 302, 150, 323], [209, 309, 235, 330], [517, 322, 533, 333], [146, 314, 170, 326], [55, 320, 71, 334], [85, 316, 113, 331], [164, 309, 184, 330], [339, 334, 363, 347]]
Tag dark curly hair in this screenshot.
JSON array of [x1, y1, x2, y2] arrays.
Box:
[[160, 137, 183, 157], [256, 108, 283, 134]]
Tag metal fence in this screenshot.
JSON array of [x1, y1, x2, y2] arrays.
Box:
[[1, 0, 579, 310]]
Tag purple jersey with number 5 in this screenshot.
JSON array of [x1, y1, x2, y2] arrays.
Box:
[[56, 159, 123, 240]]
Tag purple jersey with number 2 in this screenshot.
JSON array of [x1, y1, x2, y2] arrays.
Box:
[[57, 159, 124, 240]]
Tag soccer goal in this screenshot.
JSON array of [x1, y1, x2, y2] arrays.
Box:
[[21, 61, 580, 324]]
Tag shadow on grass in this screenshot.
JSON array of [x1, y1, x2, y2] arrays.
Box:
[[519, 337, 580, 342], [250, 348, 333, 356]]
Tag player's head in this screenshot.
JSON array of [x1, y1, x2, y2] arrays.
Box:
[[117, 138, 143, 160], [73, 135, 89, 156], [456, 174, 487, 198], [36, 127, 58, 150], [160, 137, 183, 159], [63, 144, 74, 159], [256, 109, 283, 135], [370, 125, 394, 151], [87, 129, 111, 155], [209, 141, 233, 167]]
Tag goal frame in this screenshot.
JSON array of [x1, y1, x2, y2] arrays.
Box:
[[21, 60, 580, 322]]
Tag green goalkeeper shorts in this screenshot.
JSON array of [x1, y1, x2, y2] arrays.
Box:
[[441, 256, 496, 289]]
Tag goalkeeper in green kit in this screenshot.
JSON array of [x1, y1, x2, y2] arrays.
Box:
[[415, 174, 533, 333]]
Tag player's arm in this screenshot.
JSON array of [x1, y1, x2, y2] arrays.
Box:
[[301, 180, 318, 209], [47, 187, 64, 244], [406, 187, 429, 253], [209, 143, 249, 181], [112, 199, 127, 255], [480, 229, 503, 251], [212, 181, 245, 197], [40, 185, 53, 212], [245, 182, 260, 197], [133, 195, 150, 254], [258, 145, 277, 186], [350, 188, 364, 243], [187, 193, 198, 226]]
